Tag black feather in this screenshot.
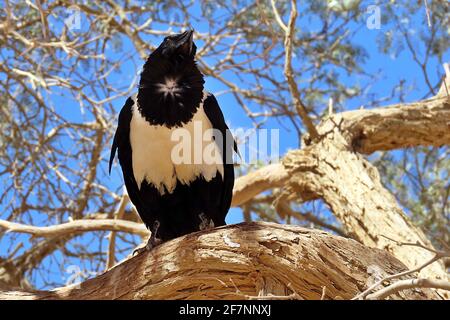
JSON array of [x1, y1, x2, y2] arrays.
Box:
[[109, 97, 134, 175], [203, 93, 237, 217]]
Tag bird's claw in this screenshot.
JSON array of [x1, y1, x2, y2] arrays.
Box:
[[132, 236, 162, 256], [132, 220, 162, 256], [132, 245, 148, 256]]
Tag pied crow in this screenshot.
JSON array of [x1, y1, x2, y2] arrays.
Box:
[[109, 30, 236, 252]]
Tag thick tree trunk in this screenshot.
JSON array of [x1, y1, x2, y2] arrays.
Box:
[[278, 131, 447, 282], [236, 95, 449, 284], [0, 223, 438, 300]]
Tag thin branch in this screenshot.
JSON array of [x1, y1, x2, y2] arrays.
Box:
[[275, 201, 347, 237], [321, 286, 327, 300], [328, 97, 334, 116], [283, 0, 319, 140], [106, 192, 129, 270], [438, 62, 450, 97], [423, 0, 432, 28], [270, 0, 288, 32], [353, 238, 450, 300], [366, 278, 450, 300], [231, 163, 289, 207], [244, 293, 302, 300], [0, 219, 149, 238]]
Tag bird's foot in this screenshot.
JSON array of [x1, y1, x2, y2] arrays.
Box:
[[199, 213, 215, 231], [132, 221, 162, 256], [132, 238, 161, 256]]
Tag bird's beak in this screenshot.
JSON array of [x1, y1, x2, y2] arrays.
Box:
[[175, 29, 194, 56]]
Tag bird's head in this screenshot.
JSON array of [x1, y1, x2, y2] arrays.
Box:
[[137, 30, 205, 127], [141, 29, 200, 80], [158, 30, 197, 61]]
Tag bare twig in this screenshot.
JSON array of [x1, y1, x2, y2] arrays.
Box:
[[321, 286, 327, 300], [270, 0, 288, 32], [0, 219, 149, 238], [245, 293, 303, 300], [106, 192, 130, 270], [366, 278, 450, 300], [283, 0, 319, 140], [275, 201, 347, 237], [423, 0, 432, 28], [231, 163, 289, 207], [353, 237, 450, 300]]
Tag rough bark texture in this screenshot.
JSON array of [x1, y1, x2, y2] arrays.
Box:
[[321, 96, 450, 155], [0, 223, 438, 300], [262, 95, 450, 285], [278, 132, 447, 282]]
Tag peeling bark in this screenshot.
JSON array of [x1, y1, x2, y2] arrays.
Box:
[[320, 96, 450, 154], [278, 131, 447, 282], [0, 223, 438, 300]]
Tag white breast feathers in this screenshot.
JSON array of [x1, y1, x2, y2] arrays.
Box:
[[129, 93, 224, 194]]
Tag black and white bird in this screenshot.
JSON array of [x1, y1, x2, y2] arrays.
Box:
[[109, 30, 236, 251]]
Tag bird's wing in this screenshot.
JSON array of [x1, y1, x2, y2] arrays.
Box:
[[109, 97, 145, 209], [203, 93, 237, 217], [109, 97, 134, 175]]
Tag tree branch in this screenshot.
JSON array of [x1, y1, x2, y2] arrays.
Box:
[[279, 134, 447, 281], [353, 238, 450, 300], [106, 193, 130, 270], [283, 0, 319, 140], [366, 278, 450, 300], [320, 96, 450, 154], [270, 0, 288, 32], [0, 223, 438, 300], [0, 219, 149, 238], [231, 163, 289, 207]]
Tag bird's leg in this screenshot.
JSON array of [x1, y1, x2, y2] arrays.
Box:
[[148, 220, 162, 248], [199, 213, 215, 231], [133, 220, 162, 256]]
